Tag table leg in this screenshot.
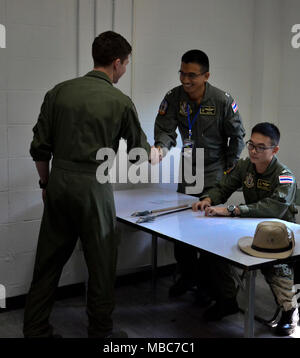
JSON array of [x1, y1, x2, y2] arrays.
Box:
[[151, 235, 158, 291], [244, 270, 256, 338]]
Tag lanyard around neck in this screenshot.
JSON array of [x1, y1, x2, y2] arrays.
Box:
[[187, 104, 201, 139]]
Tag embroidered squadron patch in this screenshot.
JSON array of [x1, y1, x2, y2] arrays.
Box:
[[257, 179, 271, 191], [200, 106, 216, 115], [179, 101, 190, 117], [279, 175, 294, 184], [244, 173, 254, 188], [158, 99, 168, 115]]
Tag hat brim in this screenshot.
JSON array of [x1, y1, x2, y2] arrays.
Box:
[[238, 236, 294, 260]]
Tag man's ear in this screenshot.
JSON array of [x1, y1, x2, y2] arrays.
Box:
[[204, 71, 210, 82], [113, 58, 121, 69], [273, 145, 280, 155]]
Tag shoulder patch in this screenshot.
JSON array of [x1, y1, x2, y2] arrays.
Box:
[[158, 99, 168, 116], [279, 175, 294, 184]]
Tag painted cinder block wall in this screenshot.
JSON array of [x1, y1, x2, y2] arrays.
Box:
[[0, 0, 299, 298]]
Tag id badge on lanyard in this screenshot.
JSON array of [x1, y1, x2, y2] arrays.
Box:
[[182, 104, 200, 157]]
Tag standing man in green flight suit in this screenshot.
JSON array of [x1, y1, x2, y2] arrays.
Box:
[[154, 50, 246, 298], [192, 122, 299, 336], [24, 31, 157, 338]]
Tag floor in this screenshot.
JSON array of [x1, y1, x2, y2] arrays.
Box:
[[0, 270, 299, 339]]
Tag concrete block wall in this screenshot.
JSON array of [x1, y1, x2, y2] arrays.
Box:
[[275, 0, 300, 181], [250, 0, 300, 183], [1, 0, 300, 298], [0, 0, 82, 298]]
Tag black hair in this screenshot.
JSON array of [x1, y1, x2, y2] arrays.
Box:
[[181, 50, 209, 73], [92, 31, 132, 67], [251, 122, 280, 146]]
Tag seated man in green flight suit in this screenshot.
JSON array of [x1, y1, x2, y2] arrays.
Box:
[[192, 122, 299, 336]]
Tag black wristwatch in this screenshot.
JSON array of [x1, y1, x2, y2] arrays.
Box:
[[227, 204, 236, 217], [39, 180, 48, 189]]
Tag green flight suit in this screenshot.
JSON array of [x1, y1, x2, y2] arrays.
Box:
[[202, 156, 298, 310], [24, 70, 151, 337], [154, 82, 245, 285]]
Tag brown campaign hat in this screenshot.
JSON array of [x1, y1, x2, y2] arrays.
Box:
[[238, 221, 295, 259]]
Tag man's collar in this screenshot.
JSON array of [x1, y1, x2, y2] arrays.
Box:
[[85, 70, 112, 85], [201, 82, 211, 103], [264, 156, 278, 174], [251, 156, 278, 175]]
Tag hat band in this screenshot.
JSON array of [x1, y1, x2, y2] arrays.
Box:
[[251, 241, 293, 253]]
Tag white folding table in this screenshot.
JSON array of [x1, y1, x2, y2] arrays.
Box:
[[114, 187, 300, 338]]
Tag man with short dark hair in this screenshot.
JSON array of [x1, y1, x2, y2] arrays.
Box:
[[92, 31, 132, 67], [192, 122, 299, 336], [23, 31, 154, 338], [154, 49, 245, 298]]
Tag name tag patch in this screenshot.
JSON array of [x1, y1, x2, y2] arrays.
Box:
[[257, 179, 271, 191], [200, 106, 216, 115]]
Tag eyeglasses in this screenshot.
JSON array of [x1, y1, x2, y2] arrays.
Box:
[[246, 140, 275, 153], [178, 70, 206, 79]]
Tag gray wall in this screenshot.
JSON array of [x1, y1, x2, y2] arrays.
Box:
[[0, 0, 300, 297]]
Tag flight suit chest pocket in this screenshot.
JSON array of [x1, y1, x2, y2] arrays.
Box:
[[200, 116, 219, 136]]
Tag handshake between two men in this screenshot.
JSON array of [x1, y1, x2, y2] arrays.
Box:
[[149, 145, 164, 165]]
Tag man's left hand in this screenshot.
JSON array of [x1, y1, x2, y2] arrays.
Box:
[[205, 206, 240, 217], [205, 206, 230, 217]]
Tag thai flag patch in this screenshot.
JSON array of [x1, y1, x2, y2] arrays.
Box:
[[279, 175, 294, 184], [231, 101, 238, 113]]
